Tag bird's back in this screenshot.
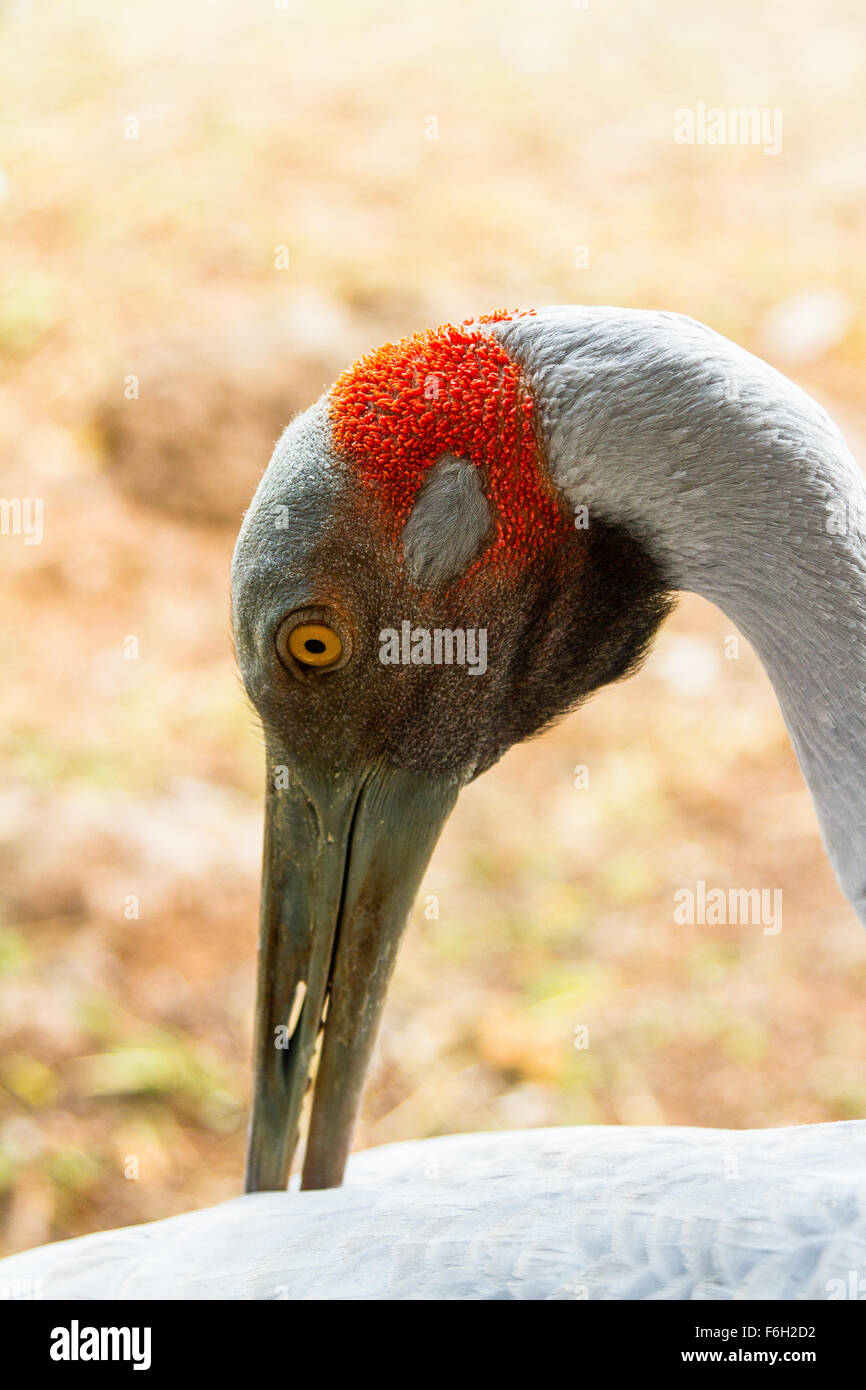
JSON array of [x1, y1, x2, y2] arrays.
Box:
[[2, 1122, 865, 1300]]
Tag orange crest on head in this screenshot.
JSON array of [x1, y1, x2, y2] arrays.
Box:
[[328, 312, 569, 565]]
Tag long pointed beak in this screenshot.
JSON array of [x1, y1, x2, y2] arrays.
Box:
[[244, 755, 458, 1193]]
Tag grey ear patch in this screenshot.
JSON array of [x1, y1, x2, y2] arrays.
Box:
[[402, 454, 493, 588]]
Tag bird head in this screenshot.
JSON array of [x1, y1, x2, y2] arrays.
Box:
[[232, 312, 673, 1191]]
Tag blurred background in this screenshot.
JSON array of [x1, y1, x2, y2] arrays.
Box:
[[2, 0, 866, 1257]]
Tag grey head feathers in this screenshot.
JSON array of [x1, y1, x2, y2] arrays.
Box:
[[495, 306, 866, 927], [401, 454, 492, 589]]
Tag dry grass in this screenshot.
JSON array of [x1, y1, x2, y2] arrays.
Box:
[[1, 0, 865, 1255]]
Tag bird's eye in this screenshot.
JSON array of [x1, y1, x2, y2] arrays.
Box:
[[275, 608, 352, 678], [288, 623, 342, 667]]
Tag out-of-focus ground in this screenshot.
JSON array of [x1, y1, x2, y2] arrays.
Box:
[[2, 0, 866, 1256]]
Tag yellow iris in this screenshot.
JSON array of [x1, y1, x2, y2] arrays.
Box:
[[287, 623, 343, 668]]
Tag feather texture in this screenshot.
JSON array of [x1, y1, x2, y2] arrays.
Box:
[[2, 1123, 865, 1300]]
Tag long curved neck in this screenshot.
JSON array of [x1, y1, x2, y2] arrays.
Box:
[[497, 306, 866, 925]]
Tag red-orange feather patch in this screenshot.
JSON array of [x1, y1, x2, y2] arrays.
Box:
[[328, 313, 569, 565]]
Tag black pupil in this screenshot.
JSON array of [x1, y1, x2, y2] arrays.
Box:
[[304, 638, 327, 654]]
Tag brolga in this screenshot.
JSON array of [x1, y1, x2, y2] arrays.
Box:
[[3, 305, 866, 1301], [232, 304, 866, 1196]]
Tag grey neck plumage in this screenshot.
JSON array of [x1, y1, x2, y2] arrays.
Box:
[[497, 306, 866, 927]]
